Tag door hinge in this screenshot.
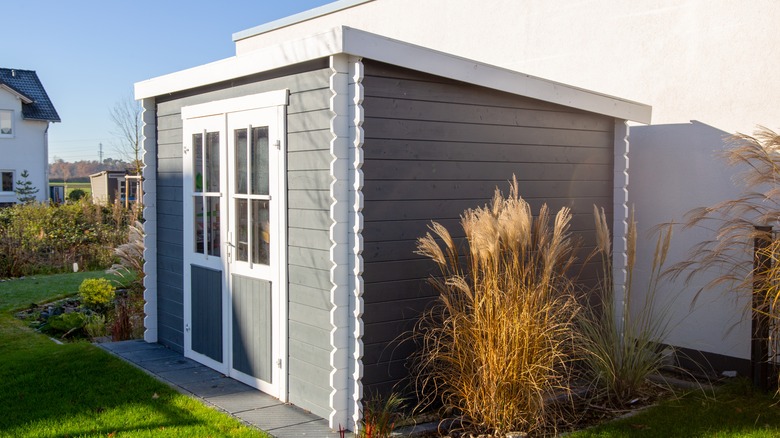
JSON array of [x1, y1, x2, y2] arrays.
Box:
[[276, 358, 282, 369], [274, 140, 281, 150]]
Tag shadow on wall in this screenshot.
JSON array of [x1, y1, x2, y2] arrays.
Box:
[[628, 120, 752, 375]]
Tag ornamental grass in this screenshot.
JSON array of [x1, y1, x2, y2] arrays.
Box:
[[413, 177, 581, 435]]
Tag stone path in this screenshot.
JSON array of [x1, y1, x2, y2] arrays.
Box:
[[100, 339, 349, 437]]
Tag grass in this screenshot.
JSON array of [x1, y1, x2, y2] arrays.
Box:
[[569, 380, 780, 437], [49, 181, 92, 197], [0, 272, 266, 437], [0, 270, 124, 312]]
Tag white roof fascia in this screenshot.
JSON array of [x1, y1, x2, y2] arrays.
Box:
[[232, 0, 374, 42], [339, 28, 651, 123], [0, 84, 34, 104], [135, 26, 651, 123], [135, 28, 344, 100]]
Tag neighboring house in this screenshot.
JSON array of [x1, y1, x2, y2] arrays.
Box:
[[230, 0, 779, 396], [135, 25, 650, 429], [0, 68, 60, 206], [89, 170, 142, 207]]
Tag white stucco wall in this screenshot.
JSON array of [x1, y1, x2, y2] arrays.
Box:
[[234, 0, 779, 362], [236, 0, 778, 135], [0, 89, 50, 204]]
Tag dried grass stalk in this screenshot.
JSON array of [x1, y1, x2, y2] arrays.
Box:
[[412, 177, 581, 435]]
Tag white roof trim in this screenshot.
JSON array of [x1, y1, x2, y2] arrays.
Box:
[[232, 0, 374, 42], [135, 26, 651, 123], [0, 84, 33, 104]]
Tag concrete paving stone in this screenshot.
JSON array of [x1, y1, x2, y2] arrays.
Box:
[[122, 347, 181, 364], [157, 365, 223, 385], [141, 356, 200, 373], [99, 339, 149, 353], [270, 419, 351, 437], [179, 376, 255, 398], [236, 404, 322, 432], [205, 391, 282, 414]]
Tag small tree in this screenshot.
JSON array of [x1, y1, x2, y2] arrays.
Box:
[[14, 170, 39, 204], [110, 94, 143, 175]]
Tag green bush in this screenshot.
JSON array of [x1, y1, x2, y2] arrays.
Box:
[[0, 199, 135, 277], [43, 312, 87, 338], [68, 189, 86, 201], [79, 278, 116, 311]]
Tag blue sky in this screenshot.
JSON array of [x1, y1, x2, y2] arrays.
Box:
[[5, 0, 332, 163]]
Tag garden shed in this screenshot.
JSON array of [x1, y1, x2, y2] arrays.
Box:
[[135, 26, 651, 430]]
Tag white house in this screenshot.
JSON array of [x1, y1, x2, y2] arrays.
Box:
[[0, 68, 60, 205]]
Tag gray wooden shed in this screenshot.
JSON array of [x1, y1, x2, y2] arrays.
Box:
[[135, 26, 651, 430]]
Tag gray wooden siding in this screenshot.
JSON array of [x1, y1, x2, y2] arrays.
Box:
[[360, 60, 615, 396], [153, 59, 333, 419]]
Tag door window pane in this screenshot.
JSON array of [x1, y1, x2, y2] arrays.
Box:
[[251, 127, 269, 195], [235, 129, 248, 195], [193, 133, 203, 191], [206, 132, 220, 193], [236, 199, 248, 262], [194, 198, 204, 254], [252, 200, 269, 265], [206, 196, 220, 256]]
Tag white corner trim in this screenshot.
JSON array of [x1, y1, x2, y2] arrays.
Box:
[[232, 0, 374, 42], [613, 120, 630, 333], [134, 26, 651, 123], [348, 55, 365, 431], [180, 89, 289, 120], [328, 53, 352, 431], [141, 97, 158, 343]]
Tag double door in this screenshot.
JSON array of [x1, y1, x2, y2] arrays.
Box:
[[181, 93, 287, 398]]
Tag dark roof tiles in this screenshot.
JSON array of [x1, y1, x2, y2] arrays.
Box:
[[0, 68, 60, 122]]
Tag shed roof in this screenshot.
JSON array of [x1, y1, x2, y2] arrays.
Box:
[[0, 68, 60, 122], [135, 26, 651, 123]]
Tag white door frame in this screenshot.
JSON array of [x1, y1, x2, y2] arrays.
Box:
[[181, 89, 289, 401]]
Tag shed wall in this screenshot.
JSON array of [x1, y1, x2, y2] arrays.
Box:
[[152, 60, 334, 418], [359, 60, 615, 395]]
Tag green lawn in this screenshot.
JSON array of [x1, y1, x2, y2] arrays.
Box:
[[0, 272, 267, 437], [568, 379, 780, 437], [0, 270, 120, 312]]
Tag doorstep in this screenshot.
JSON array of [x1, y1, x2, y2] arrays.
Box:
[[100, 340, 349, 438]]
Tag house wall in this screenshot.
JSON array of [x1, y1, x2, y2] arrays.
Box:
[[359, 60, 615, 395], [235, 0, 775, 367], [235, 0, 777, 136], [152, 60, 335, 418], [0, 89, 49, 204], [629, 122, 752, 368]]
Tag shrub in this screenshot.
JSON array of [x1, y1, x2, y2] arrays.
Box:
[[413, 177, 581, 435], [0, 199, 130, 277], [79, 278, 116, 311], [68, 189, 86, 201], [578, 206, 675, 406], [42, 312, 87, 338], [84, 313, 108, 339]]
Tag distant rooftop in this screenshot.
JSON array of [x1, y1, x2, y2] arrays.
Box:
[[0, 68, 60, 122]]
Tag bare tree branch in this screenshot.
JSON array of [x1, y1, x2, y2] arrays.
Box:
[[110, 94, 142, 175]]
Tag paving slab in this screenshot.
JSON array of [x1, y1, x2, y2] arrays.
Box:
[[205, 390, 282, 414], [100, 340, 351, 437], [235, 404, 321, 431], [158, 365, 222, 385]]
